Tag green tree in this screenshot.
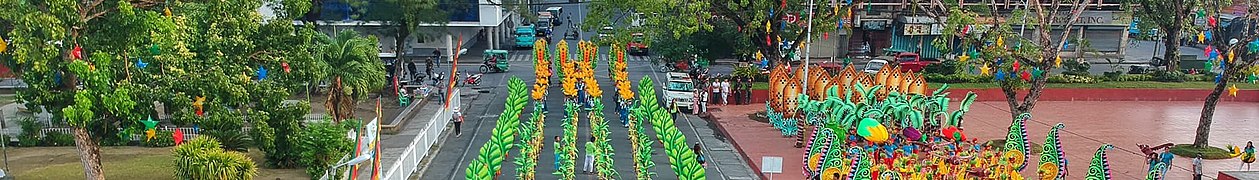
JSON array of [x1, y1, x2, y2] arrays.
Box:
[[1191, 0, 1259, 148], [1125, 0, 1202, 71], [317, 30, 386, 121], [587, 0, 860, 65], [374, 0, 447, 82], [0, 0, 319, 179], [909, 0, 1093, 118]]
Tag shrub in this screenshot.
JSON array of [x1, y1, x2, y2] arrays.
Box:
[[17, 118, 42, 147], [42, 131, 75, 146], [924, 73, 993, 83], [174, 137, 258, 180], [144, 131, 176, 147], [1113, 74, 1153, 82], [297, 121, 355, 179], [1046, 74, 1098, 83], [204, 130, 251, 152], [1152, 70, 1190, 82], [923, 60, 962, 74], [254, 102, 308, 168]]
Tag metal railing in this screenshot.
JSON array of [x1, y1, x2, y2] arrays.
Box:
[[382, 89, 459, 180], [38, 127, 204, 141]]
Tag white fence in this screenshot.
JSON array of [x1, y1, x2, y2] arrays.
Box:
[[39, 127, 204, 141], [382, 89, 459, 180]]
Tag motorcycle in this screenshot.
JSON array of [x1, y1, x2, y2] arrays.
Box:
[[461, 71, 482, 87]]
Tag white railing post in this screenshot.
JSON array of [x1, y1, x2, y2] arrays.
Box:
[[382, 89, 457, 180]]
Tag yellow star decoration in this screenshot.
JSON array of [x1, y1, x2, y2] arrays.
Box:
[[0, 38, 7, 53], [1054, 56, 1063, 68], [958, 54, 970, 63], [1229, 50, 1236, 63], [164, 7, 172, 17], [765, 21, 772, 33], [1229, 84, 1239, 97], [996, 36, 1005, 47], [980, 64, 991, 75], [1198, 32, 1205, 43]]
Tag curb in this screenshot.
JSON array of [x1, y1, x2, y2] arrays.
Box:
[[701, 109, 769, 180]]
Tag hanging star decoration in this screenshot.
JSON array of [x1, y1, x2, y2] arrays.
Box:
[[1209, 49, 1220, 60], [1020, 70, 1031, 81], [1228, 84, 1239, 97], [0, 38, 7, 53], [1250, 39, 1259, 53], [1198, 10, 1206, 18], [256, 66, 268, 80], [1198, 32, 1206, 43], [150, 44, 161, 55], [282, 62, 291, 73], [1229, 50, 1236, 63], [766, 21, 772, 33], [824, 32, 829, 40], [980, 64, 991, 75], [71, 44, 83, 60], [1205, 31, 1214, 41], [142, 116, 159, 142], [1208, 17, 1218, 27], [958, 54, 970, 63], [136, 58, 148, 69], [1062, 41, 1070, 49], [1055, 56, 1063, 68], [1012, 60, 1021, 71], [1248, 73, 1258, 84], [193, 96, 206, 117], [173, 128, 184, 145], [1215, 73, 1223, 83], [995, 70, 1006, 81], [1206, 45, 1214, 56], [164, 7, 172, 17], [1032, 68, 1044, 79], [1205, 61, 1215, 73], [997, 36, 1005, 47], [961, 25, 971, 35]]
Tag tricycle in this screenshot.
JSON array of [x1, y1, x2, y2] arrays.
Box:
[[480, 50, 509, 73]]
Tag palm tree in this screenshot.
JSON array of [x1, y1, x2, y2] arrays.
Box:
[[319, 30, 387, 121]]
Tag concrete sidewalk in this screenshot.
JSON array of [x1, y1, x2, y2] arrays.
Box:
[[354, 97, 446, 180], [678, 113, 760, 180], [710, 101, 1259, 179]]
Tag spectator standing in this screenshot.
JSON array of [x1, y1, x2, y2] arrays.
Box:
[[452, 106, 463, 137], [1193, 153, 1203, 180], [721, 78, 731, 105]]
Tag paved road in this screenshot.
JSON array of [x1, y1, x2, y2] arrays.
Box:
[[417, 37, 758, 179]]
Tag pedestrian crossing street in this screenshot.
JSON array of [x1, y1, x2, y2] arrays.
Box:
[[505, 54, 652, 62]]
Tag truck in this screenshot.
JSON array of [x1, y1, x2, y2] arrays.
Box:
[[663, 72, 694, 111], [628, 33, 648, 56], [863, 51, 936, 73], [536, 12, 554, 39], [514, 25, 537, 48], [546, 7, 564, 25]]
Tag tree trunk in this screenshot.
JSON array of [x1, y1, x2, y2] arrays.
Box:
[[1193, 78, 1228, 148], [1162, 25, 1183, 71], [72, 127, 104, 180]]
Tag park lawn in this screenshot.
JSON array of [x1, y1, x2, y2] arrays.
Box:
[[752, 81, 1259, 90], [9, 146, 307, 179]]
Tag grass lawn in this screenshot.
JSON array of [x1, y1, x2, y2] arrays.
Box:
[[1169, 144, 1236, 160], [8, 146, 307, 179], [752, 81, 1259, 90]]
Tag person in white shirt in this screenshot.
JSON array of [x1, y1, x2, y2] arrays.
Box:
[[720, 79, 731, 106], [710, 80, 720, 105]]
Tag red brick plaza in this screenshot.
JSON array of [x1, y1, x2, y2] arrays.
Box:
[[708, 89, 1259, 180]]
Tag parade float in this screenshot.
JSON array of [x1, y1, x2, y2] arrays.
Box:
[[764, 64, 1122, 179]]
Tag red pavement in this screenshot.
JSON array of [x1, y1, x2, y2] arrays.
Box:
[[709, 101, 1259, 179], [747, 88, 1259, 102]]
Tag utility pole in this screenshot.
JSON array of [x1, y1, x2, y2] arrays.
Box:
[[804, 0, 816, 91]]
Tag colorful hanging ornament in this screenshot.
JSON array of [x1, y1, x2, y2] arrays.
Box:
[[1198, 32, 1206, 43], [961, 25, 971, 35], [150, 44, 161, 55], [1250, 39, 1259, 53], [1062, 41, 1070, 49], [1055, 56, 1063, 68], [1198, 10, 1206, 18], [958, 54, 970, 63], [766, 21, 772, 33], [1229, 84, 1239, 97], [164, 7, 172, 17], [71, 44, 83, 60], [142, 116, 158, 130], [995, 70, 1006, 81], [1206, 45, 1214, 55], [1206, 31, 1214, 41], [282, 62, 291, 73], [1020, 70, 1031, 81], [0, 38, 7, 53], [193, 96, 206, 117], [1210, 49, 1220, 60], [136, 58, 148, 69], [1229, 50, 1236, 63], [1249, 73, 1258, 84], [1012, 60, 1021, 71], [256, 66, 268, 80], [980, 64, 991, 75], [1205, 61, 1215, 73], [823, 32, 829, 40], [145, 129, 156, 142], [1215, 73, 1223, 83], [173, 128, 184, 145], [1032, 68, 1044, 79], [1208, 17, 1218, 27], [997, 36, 1005, 47]]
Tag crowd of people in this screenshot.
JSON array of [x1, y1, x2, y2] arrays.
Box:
[[689, 73, 754, 115]]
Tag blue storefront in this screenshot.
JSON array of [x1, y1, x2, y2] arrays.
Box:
[[889, 16, 950, 60]]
